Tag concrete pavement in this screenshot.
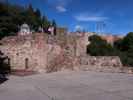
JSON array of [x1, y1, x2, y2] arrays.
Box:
[[0, 71, 133, 100]]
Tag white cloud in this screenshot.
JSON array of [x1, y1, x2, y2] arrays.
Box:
[[74, 13, 108, 22], [75, 25, 83, 30], [47, 0, 72, 12], [56, 6, 67, 12]]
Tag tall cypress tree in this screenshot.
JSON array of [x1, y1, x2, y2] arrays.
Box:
[[52, 19, 57, 35]]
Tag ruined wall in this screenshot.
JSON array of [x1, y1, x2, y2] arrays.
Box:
[[74, 56, 123, 72], [0, 32, 124, 73], [45, 34, 76, 72], [0, 33, 48, 72], [75, 32, 95, 56], [0, 33, 76, 72]]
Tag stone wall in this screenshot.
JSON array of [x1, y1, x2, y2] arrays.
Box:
[[0, 33, 76, 72], [75, 32, 95, 56], [0, 33, 48, 72], [74, 56, 123, 73], [0, 32, 126, 73]]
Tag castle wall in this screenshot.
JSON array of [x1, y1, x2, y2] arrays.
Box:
[[75, 32, 95, 56], [0, 32, 124, 73], [74, 56, 123, 73], [0, 33, 74, 72], [0, 33, 48, 72]]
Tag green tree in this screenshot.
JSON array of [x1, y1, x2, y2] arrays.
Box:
[[42, 16, 50, 28], [0, 2, 50, 39], [87, 35, 117, 56], [114, 32, 133, 66], [121, 32, 133, 51], [34, 8, 41, 18], [52, 19, 57, 35], [0, 51, 10, 75]]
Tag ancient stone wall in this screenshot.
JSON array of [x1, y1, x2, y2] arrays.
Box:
[[0, 33, 76, 72], [0, 33, 48, 72], [74, 56, 123, 73], [0, 32, 125, 73], [75, 32, 95, 56]]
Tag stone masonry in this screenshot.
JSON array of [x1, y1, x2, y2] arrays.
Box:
[[0, 33, 47, 72], [0, 32, 124, 73]]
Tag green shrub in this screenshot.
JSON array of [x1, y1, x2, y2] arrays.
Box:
[[87, 33, 133, 67], [0, 51, 10, 74], [114, 32, 133, 67], [87, 35, 117, 56]]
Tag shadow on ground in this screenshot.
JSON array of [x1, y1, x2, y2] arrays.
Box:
[[0, 75, 8, 84]]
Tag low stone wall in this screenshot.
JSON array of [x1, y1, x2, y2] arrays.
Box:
[[73, 56, 124, 73], [79, 56, 122, 67]]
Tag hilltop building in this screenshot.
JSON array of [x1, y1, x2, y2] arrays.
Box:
[[19, 23, 31, 36]]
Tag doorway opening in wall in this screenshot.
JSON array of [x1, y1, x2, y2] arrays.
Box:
[[7, 58, 11, 73], [25, 58, 29, 69]]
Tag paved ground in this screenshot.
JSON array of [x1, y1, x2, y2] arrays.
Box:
[[0, 71, 133, 100]]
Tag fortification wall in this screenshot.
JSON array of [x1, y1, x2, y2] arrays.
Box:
[[0, 32, 125, 73], [0, 33, 76, 72], [0, 34, 48, 72], [74, 56, 123, 73]]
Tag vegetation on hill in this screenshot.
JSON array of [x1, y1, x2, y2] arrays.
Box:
[[87, 33, 133, 67], [0, 2, 51, 39], [87, 35, 117, 56], [0, 51, 10, 82], [114, 32, 133, 67]]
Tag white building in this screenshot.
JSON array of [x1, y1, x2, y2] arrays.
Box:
[[48, 26, 55, 35], [38, 26, 44, 33], [19, 23, 31, 36]]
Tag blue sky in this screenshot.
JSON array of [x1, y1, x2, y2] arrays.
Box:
[[6, 0, 133, 35]]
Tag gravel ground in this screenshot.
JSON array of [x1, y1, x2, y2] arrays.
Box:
[[0, 71, 133, 100]]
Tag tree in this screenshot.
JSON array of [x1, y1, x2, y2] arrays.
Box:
[[121, 32, 133, 51], [87, 35, 117, 56], [34, 8, 41, 18], [0, 2, 19, 39], [0, 51, 10, 81], [0, 2, 8, 16], [42, 16, 50, 28], [114, 32, 133, 66], [52, 19, 57, 35], [27, 4, 34, 15], [0, 2, 50, 39], [114, 39, 123, 51]]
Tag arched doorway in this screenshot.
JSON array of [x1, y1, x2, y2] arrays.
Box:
[[25, 58, 29, 69]]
